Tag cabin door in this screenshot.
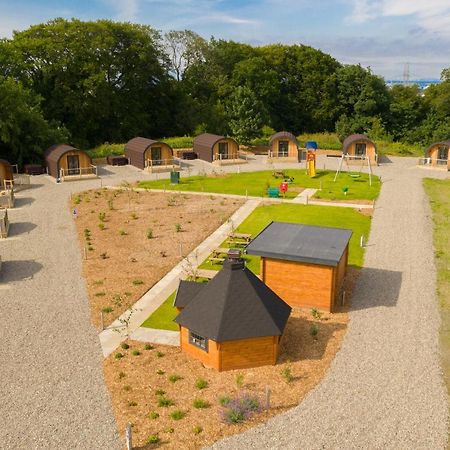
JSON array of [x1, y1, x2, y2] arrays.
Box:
[[151, 147, 162, 165], [67, 155, 80, 175], [438, 146, 448, 162], [355, 143, 366, 157], [278, 140, 289, 157], [218, 142, 228, 159]]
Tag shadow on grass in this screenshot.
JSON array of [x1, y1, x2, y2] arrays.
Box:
[[1, 260, 43, 282]]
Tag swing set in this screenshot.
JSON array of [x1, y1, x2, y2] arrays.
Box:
[[334, 153, 372, 186]]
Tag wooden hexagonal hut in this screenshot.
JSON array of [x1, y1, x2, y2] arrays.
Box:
[[45, 144, 96, 181], [193, 133, 239, 164], [342, 134, 378, 165], [124, 137, 174, 172], [174, 259, 291, 371], [422, 140, 450, 170], [268, 131, 300, 162]]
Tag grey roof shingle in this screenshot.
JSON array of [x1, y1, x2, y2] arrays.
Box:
[[174, 260, 291, 341], [173, 280, 206, 309], [245, 222, 352, 267]]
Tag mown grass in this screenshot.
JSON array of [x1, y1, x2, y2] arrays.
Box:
[[199, 203, 371, 274], [139, 170, 380, 201], [141, 292, 179, 331], [423, 178, 450, 412]]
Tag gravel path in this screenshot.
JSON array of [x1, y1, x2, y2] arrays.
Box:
[[210, 158, 449, 450]]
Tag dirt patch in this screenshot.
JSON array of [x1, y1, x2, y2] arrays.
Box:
[[71, 188, 243, 328], [103, 305, 348, 449]]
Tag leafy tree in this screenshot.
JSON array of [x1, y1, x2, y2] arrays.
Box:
[[0, 76, 68, 165], [227, 86, 264, 144]]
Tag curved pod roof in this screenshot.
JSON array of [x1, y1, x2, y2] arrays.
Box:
[[425, 140, 450, 157], [45, 144, 91, 178], [342, 134, 376, 154], [269, 131, 299, 147], [125, 137, 173, 169]]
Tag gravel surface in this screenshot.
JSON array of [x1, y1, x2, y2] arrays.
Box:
[[210, 158, 449, 450]]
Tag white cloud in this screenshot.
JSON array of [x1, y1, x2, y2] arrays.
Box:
[[108, 0, 140, 21]]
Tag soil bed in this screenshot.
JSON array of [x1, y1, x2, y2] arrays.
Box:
[[71, 188, 243, 328]]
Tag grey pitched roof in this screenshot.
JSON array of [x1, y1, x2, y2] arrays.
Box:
[[174, 260, 291, 342], [173, 280, 206, 309], [245, 221, 352, 267]]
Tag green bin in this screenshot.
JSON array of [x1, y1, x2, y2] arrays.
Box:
[[170, 171, 180, 184]]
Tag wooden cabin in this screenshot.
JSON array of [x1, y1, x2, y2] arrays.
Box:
[[268, 131, 300, 162], [125, 137, 174, 172], [193, 133, 240, 165], [422, 140, 450, 170], [174, 259, 291, 371], [0, 160, 14, 189], [45, 145, 97, 181], [342, 134, 378, 166], [246, 222, 352, 313]]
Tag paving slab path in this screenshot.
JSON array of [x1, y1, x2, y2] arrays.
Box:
[[211, 158, 449, 450]]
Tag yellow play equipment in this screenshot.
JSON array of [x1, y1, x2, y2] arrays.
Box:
[[306, 150, 316, 177]]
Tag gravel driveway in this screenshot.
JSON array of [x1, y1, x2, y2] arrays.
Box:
[[210, 158, 449, 450]]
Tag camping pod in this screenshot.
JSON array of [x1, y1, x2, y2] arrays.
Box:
[[193, 133, 239, 164], [422, 140, 450, 170], [45, 145, 96, 181], [268, 131, 300, 162], [342, 134, 377, 166], [174, 259, 291, 371], [125, 137, 174, 172]]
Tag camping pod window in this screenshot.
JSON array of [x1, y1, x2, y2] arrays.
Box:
[[278, 140, 289, 157], [218, 142, 228, 158], [438, 146, 448, 161], [355, 143, 366, 157], [189, 331, 208, 352]]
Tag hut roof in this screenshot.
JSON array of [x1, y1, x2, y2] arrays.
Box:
[[246, 221, 352, 267], [125, 137, 171, 155], [175, 259, 291, 341], [0, 159, 11, 166], [425, 140, 450, 157], [193, 133, 237, 151], [45, 144, 91, 178], [173, 280, 206, 309], [269, 131, 299, 147], [342, 134, 376, 154]]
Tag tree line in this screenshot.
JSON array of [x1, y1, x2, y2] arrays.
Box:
[[1, 18, 449, 164]]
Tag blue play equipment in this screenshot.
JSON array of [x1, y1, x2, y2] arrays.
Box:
[[305, 141, 318, 150]]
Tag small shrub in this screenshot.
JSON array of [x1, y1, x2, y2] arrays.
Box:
[[281, 365, 294, 383], [144, 344, 154, 350], [170, 410, 186, 420], [98, 212, 106, 222], [165, 427, 174, 434], [195, 378, 208, 390], [168, 374, 182, 383], [102, 306, 113, 314], [148, 411, 159, 420], [84, 228, 91, 236], [193, 425, 203, 435], [156, 369, 165, 375], [74, 196, 81, 204], [123, 385, 131, 392], [146, 228, 154, 239], [160, 250, 167, 258], [218, 395, 231, 407], [156, 351, 164, 358], [193, 399, 210, 409], [155, 389, 166, 396], [235, 373, 244, 389], [132, 350, 141, 356], [221, 393, 261, 424], [94, 292, 106, 297], [124, 291, 132, 297], [98, 223, 105, 231], [130, 212, 138, 220], [311, 308, 322, 320], [114, 352, 124, 359], [100, 252, 108, 259], [107, 199, 114, 210], [310, 323, 319, 339], [175, 223, 182, 232], [119, 229, 127, 236], [118, 371, 126, 379], [121, 342, 130, 350], [93, 280, 103, 286], [128, 401, 137, 407], [132, 279, 144, 285], [88, 245, 94, 251], [146, 434, 160, 444], [157, 396, 174, 407]]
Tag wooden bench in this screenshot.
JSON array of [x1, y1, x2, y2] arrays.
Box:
[[208, 256, 225, 264]]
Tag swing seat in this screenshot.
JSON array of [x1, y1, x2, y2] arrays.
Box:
[[349, 173, 361, 178]]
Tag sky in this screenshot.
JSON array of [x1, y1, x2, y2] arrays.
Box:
[[0, 0, 449, 79]]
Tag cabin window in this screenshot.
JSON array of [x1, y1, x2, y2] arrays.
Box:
[[355, 143, 366, 156], [218, 142, 228, 158], [438, 146, 448, 161], [67, 155, 80, 175], [189, 331, 208, 352], [278, 140, 289, 157], [151, 147, 162, 165]]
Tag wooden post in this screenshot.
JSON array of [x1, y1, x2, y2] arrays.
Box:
[[179, 242, 183, 257], [125, 423, 132, 450], [100, 311, 104, 331], [341, 290, 346, 306], [265, 386, 271, 410]]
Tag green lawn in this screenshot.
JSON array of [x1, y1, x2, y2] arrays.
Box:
[[423, 178, 450, 405], [139, 169, 380, 201], [199, 203, 371, 274], [141, 292, 179, 331]]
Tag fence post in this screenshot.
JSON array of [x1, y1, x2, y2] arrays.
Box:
[[265, 386, 271, 410], [125, 423, 132, 450], [100, 311, 104, 331], [179, 242, 183, 257], [341, 290, 346, 307]]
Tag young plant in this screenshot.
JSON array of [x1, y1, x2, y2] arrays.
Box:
[[130, 212, 138, 220], [193, 399, 210, 409], [132, 279, 144, 285], [156, 351, 165, 358], [98, 212, 106, 222], [94, 292, 106, 297], [156, 369, 165, 375], [121, 342, 130, 350], [154, 389, 165, 396], [235, 373, 244, 389], [281, 365, 294, 383], [146, 434, 160, 444], [310, 323, 319, 339], [100, 252, 108, 259], [175, 223, 182, 232], [144, 344, 154, 350], [118, 371, 126, 379], [146, 228, 154, 239], [128, 401, 137, 407], [119, 229, 127, 236], [157, 396, 174, 407], [170, 410, 186, 420], [102, 306, 113, 314], [114, 352, 124, 359], [148, 411, 159, 420], [168, 374, 182, 383], [220, 393, 261, 424], [98, 223, 105, 231], [132, 350, 141, 356], [193, 425, 203, 435], [195, 378, 208, 390], [218, 395, 231, 407], [123, 385, 131, 392], [311, 308, 322, 320]]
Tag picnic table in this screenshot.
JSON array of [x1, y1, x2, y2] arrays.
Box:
[[227, 232, 252, 247]]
